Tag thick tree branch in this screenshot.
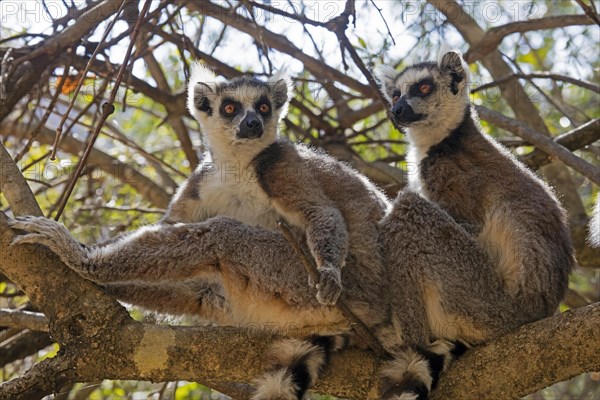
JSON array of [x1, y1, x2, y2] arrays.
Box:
[[521, 118, 600, 169], [476, 106, 600, 185], [2, 200, 600, 399], [432, 302, 600, 400], [466, 15, 594, 63], [0, 142, 43, 217]]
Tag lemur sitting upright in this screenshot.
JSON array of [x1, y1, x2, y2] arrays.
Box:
[[374, 49, 575, 396], [9, 56, 574, 400], [166, 62, 390, 307], [9, 64, 396, 398]]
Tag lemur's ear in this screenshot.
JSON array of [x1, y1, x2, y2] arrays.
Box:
[[438, 50, 469, 95], [268, 71, 293, 110], [374, 65, 398, 102], [188, 62, 217, 115]]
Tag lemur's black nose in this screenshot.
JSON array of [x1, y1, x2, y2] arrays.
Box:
[[391, 98, 424, 125], [238, 112, 263, 139], [245, 117, 261, 128]]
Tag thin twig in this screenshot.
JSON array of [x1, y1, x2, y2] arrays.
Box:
[[369, 0, 396, 45], [50, 0, 128, 160], [53, 0, 152, 220], [15, 49, 76, 163], [277, 220, 391, 360], [574, 0, 600, 26]]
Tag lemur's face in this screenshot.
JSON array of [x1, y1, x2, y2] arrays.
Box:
[[376, 51, 470, 131], [188, 64, 291, 150]]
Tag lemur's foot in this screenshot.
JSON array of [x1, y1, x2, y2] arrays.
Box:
[[315, 266, 342, 305], [8, 216, 87, 272]]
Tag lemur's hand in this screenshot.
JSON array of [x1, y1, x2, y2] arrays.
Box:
[[315, 265, 342, 305], [8, 216, 87, 274]]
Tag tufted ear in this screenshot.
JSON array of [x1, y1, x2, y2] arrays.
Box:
[[374, 65, 399, 102], [188, 62, 218, 115], [438, 50, 469, 95], [268, 71, 293, 111]]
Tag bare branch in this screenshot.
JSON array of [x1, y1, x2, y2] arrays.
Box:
[[53, 0, 153, 220], [466, 15, 594, 63], [3, 124, 171, 208], [522, 118, 600, 169], [182, 1, 375, 97], [0, 142, 43, 217], [0, 309, 48, 332], [574, 0, 600, 26], [473, 72, 600, 94], [476, 106, 600, 185]]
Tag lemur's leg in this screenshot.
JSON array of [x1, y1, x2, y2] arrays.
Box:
[[102, 280, 232, 324], [252, 335, 349, 400], [8, 215, 317, 306], [379, 191, 518, 399]]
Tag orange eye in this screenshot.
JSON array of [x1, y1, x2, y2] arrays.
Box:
[[223, 103, 236, 114], [259, 103, 270, 114], [419, 83, 431, 95], [392, 95, 400, 103]]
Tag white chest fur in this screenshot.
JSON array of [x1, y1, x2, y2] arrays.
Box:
[[197, 164, 280, 229], [406, 146, 427, 196]]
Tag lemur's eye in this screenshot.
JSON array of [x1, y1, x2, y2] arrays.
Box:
[[419, 83, 432, 95], [392, 91, 401, 104], [223, 103, 236, 115], [258, 103, 270, 114]]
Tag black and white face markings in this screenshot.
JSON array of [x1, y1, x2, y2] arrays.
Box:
[[376, 52, 470, 132], [205, 78, 280, 141], [187, 63, 292, 150]]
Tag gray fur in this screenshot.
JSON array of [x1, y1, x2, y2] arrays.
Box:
[[10, 56, 574, 400], [372, 49, 574, 399]]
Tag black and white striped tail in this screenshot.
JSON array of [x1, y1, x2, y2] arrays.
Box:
[[252, 335, 348, 400], [380, 340, 468, 400]]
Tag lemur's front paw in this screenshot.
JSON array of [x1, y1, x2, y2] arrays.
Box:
[[315, 266, 342, 305], [8, 216, 86, 270]]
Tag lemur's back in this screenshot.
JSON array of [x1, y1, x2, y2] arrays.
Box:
[[420, 110, 574, 318]]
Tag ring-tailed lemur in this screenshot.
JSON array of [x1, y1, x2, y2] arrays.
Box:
[[167, 62, 392, 307], [9, 56, 572, 399], [9, 64, 395, 398], [375, 49, 575, 397]]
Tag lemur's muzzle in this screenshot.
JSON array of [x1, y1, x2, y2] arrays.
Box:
[[391, 98, 424, 125], [238, 112, 263, 139]]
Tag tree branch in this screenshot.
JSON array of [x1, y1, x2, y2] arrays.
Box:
[[3, 123, 171, 209], [476, 106, 600, 185], [432, 302, 600, 400], [472, 72, 600, 94], [182, 1, 375, 97], [0, 308, 48, 332], [521, 118, 600, 169], [2, 208, 599, 399], [466, 15, 594, 63]]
